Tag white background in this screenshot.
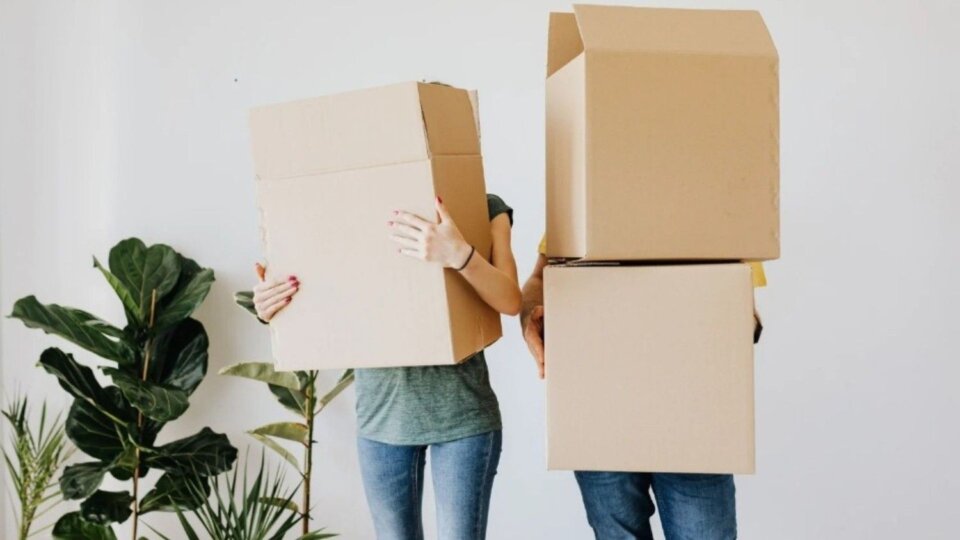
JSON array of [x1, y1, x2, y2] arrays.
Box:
[[1, 1, 958, 538]]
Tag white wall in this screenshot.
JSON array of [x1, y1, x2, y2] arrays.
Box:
[[1, 0, 958, 538]]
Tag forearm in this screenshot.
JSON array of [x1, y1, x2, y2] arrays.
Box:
[[459, 251, 522, 315]]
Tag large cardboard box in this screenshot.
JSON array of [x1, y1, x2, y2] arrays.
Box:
[[249, 82, 501, 370], [546, 5, 780, 262], [545, 263, 755, 473]]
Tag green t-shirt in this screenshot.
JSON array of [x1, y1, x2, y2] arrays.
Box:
[[354, 194, 513, 445]]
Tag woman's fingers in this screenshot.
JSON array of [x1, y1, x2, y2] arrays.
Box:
[[388, 220, 423, 239], [388, 234, 420, 249], [254, 276, 297, 296], [259, 295, 292, 321], [398, 247, 425, 260], [394, 211, 433, 230]]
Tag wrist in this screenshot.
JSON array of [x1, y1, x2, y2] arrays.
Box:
[[450, 241, 473, 269]]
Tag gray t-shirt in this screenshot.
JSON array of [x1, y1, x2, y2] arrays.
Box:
[[354, 194, 513, 445]]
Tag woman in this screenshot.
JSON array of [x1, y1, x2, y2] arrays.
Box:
[[252, 194, 521, 540]]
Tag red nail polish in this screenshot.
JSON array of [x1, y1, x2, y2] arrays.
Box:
[[437, 196, 443, 203], [285, 297, 292, 303]]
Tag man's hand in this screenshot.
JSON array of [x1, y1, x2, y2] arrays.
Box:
[[522, 305, 546, 379]]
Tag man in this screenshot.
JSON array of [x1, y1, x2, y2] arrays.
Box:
[[520, 236, 764, 540]]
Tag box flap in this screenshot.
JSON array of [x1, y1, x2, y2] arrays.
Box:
[[250, 82, 480, 181], [416, 82, 481, 157], [547, 12, 584, 77], [572, 4, 777, 58]]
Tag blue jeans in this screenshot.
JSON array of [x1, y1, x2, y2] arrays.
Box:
[[357, 431, 502, 540], [575, 471, 737, 540]]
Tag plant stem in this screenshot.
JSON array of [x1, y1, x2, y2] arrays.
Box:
[[302, 372, 317, 536], [131, 289, 158, 540]]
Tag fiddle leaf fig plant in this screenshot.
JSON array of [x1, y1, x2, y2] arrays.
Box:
[[225, 290, 353, 536], [8, 238, 238, 540]]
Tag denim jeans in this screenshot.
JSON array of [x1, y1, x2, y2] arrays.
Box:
[[357, 430, 502, 540], [575, 471, 737, 540]]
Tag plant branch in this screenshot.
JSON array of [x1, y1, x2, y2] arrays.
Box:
[[131, 288, 158, 540]]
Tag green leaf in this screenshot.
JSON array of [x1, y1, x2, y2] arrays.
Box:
[[319, 369, 354, 409], [146, 427, 237, 476], [93, 256, 141, 325], [80, 490, 134, 524], [154, 264, 214, 330], [37, 348, 118, 417], [269, 383, 308, 415], [65, 396, 128, 462], [103, 367, 189, 422], [220, 362, 303, 390], [250, 422, 308, 445], [247, 432, 300, 469], [60, 461, 110, 500], [52, 511, 117, 540], [9, 296, 134, 364], [259, 496, 299, 512], [107, 238, 181, 320], [235, 290, 259, 318], [150, 318, 209, 396], [139, 472, 209, 513]]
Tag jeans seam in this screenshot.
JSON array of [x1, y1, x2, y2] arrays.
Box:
[[475, 432, 495, 539], [413, 446, 423, 540]]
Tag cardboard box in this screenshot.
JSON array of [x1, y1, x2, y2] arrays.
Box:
[[546, 5, 780, 262], [545, 263, 755, 473], [249, 82, 501, 370]]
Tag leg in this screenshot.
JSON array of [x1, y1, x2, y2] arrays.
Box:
[[430, 430, 502, 540], [652, 473, 737, 540], [574, 471, 655, 540], [356, 437, 427, 540]]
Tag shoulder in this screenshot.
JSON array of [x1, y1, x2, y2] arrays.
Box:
[[486, 193, 513, 226]]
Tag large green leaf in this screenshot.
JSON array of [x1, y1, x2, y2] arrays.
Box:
[[80, 489, 134, 524], [37, 347, 118, 417], [319, 369, 354, 409], [149, 318, 209, 396], [139, 472, 209, 513], [248, 432, 300, 469], [52, 511, 117, 540], [220, 362, 303, 390], [107, 238, 181, 321], [65, 388, 131, 462], [146, 427, 237, 476], [154, 262, 214, 330], [103, 367, 189, 422], [9, 296, 134, 364], [250, 422, 308, 445], [60, 461, 110, 500], [93, 256, 141, 325]]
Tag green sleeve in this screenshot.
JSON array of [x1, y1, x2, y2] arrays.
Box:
[[486, 194, 513, 226]]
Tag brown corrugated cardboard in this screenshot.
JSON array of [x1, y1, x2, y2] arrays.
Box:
[[249, 82, 501, 370], [545, 263, 755, 473], [546, 5, 780, 262]]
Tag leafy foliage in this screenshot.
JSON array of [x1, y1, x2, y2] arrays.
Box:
[[9, 238, 237, 538], [2, 396, 73, 540], [222, 292, 354, 537], [147, 453, 336, 540]]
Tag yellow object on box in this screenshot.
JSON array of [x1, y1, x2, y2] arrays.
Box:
[[748, 262, 767, 288]]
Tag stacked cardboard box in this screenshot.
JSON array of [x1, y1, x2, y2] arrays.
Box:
[[249, 82, 501, 370], [544, 5, 779, 474]]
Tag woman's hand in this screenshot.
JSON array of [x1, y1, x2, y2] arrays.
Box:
[[252, 262, 299, 322], [388, 197, 473, 269]]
